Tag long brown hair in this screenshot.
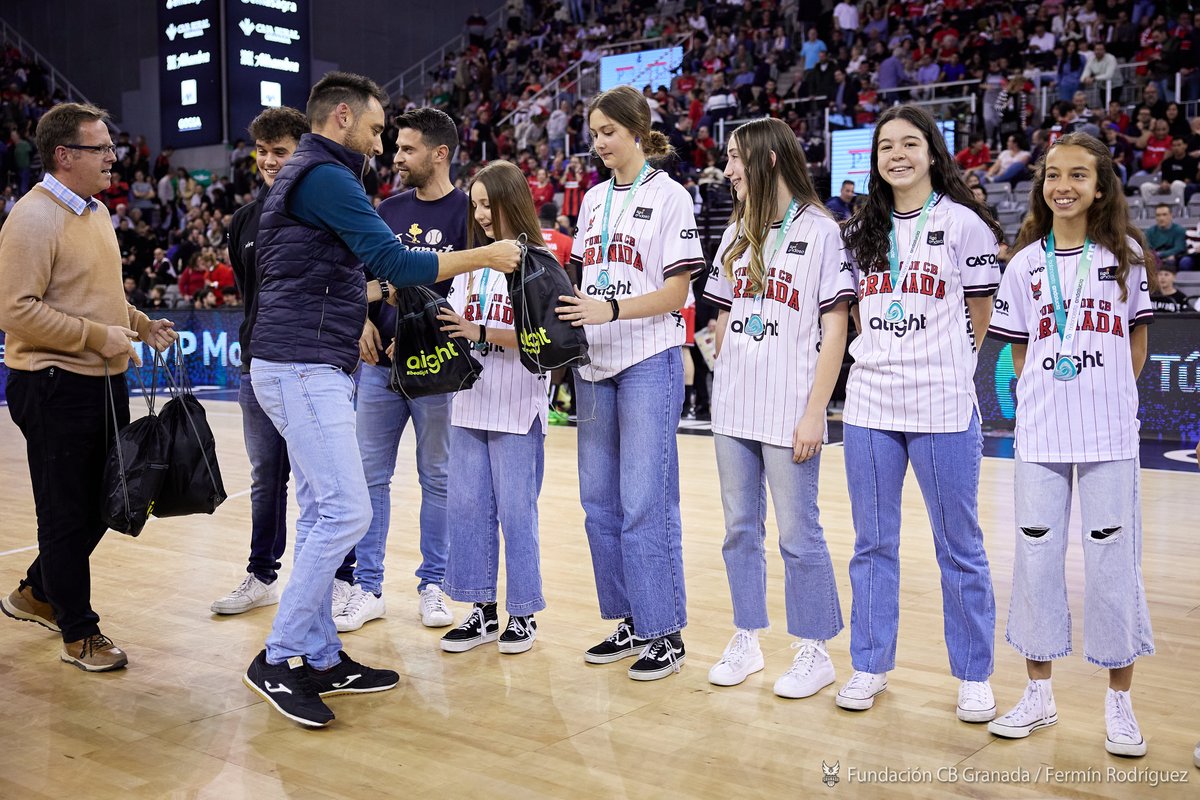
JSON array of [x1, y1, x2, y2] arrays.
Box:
[[722, 118, 830, 294], [587, 85, 673, 159], [1012, 132, 1149, 300], [467, 160, 543, 248], [843, 104, 1003, 272]]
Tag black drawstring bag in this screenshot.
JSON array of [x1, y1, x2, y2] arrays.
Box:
[[101, 362, 169, 537], [507, 234, 591, 375], [152, 350, 227, 517], [388, 284, 483, 399]]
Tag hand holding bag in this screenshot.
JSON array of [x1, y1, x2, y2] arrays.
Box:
[[101, 362, 169, 537], [506, 234, 591, 375], [388, 284, 483, 399]]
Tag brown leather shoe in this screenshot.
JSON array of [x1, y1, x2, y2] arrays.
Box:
[[1, 586, 60, 633], [61, 634, 129, 672]]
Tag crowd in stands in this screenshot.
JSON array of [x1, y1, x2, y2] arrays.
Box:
[[2, 0, 1200, 313]]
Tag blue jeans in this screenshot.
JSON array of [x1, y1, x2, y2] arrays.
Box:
[[843, 413, 995, 681], [576, 348, 687, 639], [251, 360, 371, 670], [714, 434, 843, 640], [239, 374, 354, 585], [1008, 459, 1154, 668], [443, 419, 546, 615], [352, 364, 450, 595]]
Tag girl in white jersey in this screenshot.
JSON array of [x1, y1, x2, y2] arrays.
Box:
[[986, 133, 1156, 757], [838, 104, 1005, 721], [703, 118, 855, 697], [435, 161, 549, 655], [556, 85, 705, 681]]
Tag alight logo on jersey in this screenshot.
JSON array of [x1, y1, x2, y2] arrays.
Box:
[[926, 230, 945, 246], [869, 313, 928, 338], [633, 206, 653, 221], [519, 327, 552, 355], [786, 241, 808, 256], [730, 315, 780, 341], [1098, 265, 1117, 281], [406, 342, 461, 376], [1042, 350, 1104, 373], [585, 280, 633, 300], [1031, 280, 1043, 301]]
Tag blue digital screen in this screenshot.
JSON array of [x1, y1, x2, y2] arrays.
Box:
[[599, 47, 684, 92], [830, 121, 955, 195]]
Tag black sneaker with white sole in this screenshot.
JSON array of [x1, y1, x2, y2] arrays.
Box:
[[308, 650, 399, 696], [243, 649, 334, 728], [498, 615, 537, 654], [584, 618, 651, 664], [440, 602, 499, 652], [628, 632, 686, 681]]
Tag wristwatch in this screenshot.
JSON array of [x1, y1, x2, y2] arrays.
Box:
[[378, 280, 391, 301]]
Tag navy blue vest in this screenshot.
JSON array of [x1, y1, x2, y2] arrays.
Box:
[[251, 133, 369, 372]]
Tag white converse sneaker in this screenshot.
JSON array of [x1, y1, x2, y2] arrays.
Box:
[[835, 670, 888, 710], [774, 639, 836, 699], [1105, 688, 1147, 757], [334, 585, 386, 632], [419, 584, 454, 628], [331, 579, 354, 618], [988, 679, 1057, 738], [707, 629, 764, 687], [957, 680, 997, 722], [211, 574, 280, 615]]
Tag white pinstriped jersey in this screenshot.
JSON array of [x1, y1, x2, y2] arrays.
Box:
[[704, 205, 857, 447], [568, 169, 706, 381], [447, 268, 548, 435], [844, 197, 1001, 433], [988, 238, 1153, 463]]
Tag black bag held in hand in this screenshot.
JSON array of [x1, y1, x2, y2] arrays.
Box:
[[507, 234, 591, 375], [388, 284, 483, 399], [153, 350, 227, 517], [101, 362, 169, 537]]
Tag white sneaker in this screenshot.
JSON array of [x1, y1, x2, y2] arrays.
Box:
[[331, 578, 354, 618], [210, 574, 280, 615], [1105, 688, 1147, 757], [419, 584, 454, 628], [957, 680, 997, 722], [835, 670, 888, 710], [774, 639, 836, 699], [334, 585, 386, 632], [988, 679, 1057, 738], [707, 629, 764, 687], [1193, 740, 1199, 769]]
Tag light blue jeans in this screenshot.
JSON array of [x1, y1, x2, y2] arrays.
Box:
[[714, 434, 843, 639], [443, 419, 546, 615], [1008, 458, 1154, 668], [843, 412, 995, 681], [352, 363, 450, 596], [576, 348, 687, 639], [251, 360, 370, 670]]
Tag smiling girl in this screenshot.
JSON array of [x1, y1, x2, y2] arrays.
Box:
[[838, 104, 1005, 721], [986, 133, 1155, 756], [557, 84, 705, 681]]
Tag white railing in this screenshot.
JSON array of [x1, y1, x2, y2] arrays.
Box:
[[0, 16, 112, 125], [380, 5, 507, 104]]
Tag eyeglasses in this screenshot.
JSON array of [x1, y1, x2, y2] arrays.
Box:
[[63, 143, 118, 156]]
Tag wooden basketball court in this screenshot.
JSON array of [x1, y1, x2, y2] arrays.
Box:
[[0, 398, 1197, 799]]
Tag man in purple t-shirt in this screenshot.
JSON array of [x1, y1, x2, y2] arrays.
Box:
[[336, 108, 469, 633]]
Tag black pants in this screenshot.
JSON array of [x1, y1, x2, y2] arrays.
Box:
[[7, 367, 129, 643]]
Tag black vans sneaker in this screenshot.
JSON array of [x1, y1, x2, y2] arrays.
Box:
[[584, 618, 651, 664], [440, 602, 499, 652], [628, 632, 686, 681], [243, 649, 334, 727], [308, 650, 400, 696], [498, 615, 538, 654]]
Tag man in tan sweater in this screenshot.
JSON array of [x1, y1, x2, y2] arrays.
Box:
[[0, 103, 177, 672]]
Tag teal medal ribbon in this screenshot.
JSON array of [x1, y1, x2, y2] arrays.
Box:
[[885, 192, 938, 321], [747, 198, 800, 335], [597, 161, 651, 290], [471, 267, 499, 353], [1045, 231, 1096, 382]]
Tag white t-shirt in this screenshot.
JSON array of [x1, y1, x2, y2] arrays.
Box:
[[705, 205, 857, 447], [834, 1, 860, 30], [448, 268, 548, 435], [569, 168, 706, 381], [988, 237, 1153, 463], [844, 196, 1001, 433]]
